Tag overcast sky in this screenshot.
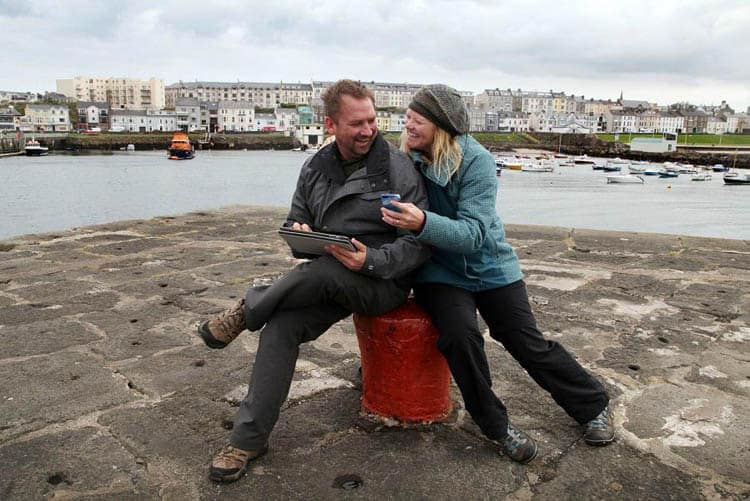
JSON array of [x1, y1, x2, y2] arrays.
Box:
[[1, 0, 748, 110]]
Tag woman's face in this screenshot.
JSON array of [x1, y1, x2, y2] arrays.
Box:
[[405, 109, 437, 153]]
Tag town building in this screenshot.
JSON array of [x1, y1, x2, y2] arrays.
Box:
[[680, 110, 709, 134], [295, 124, 325, 147], [274, 107, 300, 133], [23, 104, 70, 132], [77, 102, 110, 131], [254, 113, 278, 132], [110, 109, 177, 132], [475, 89, 514, 113], [217, 101, 255, 132], [57, 77, 165, 110], [0, 91, 38, 103], [175, 97, 202, 131], [0, 105, 21, 131], [658, 113, 685, 134], [165, 82, 313, 109]]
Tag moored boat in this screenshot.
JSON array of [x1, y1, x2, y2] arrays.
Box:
[[691, 173, 712, 181], [607, 174, 644, 184], [573, 154, 597, 165], [603, 157, 630, 172], [628, 161, 649, 174], [168, 132, 195, 160], [522, 161, 554, 173], [723, 171, 750, 184], [712, 164, 728, 172], [24, 138, 49, 156]]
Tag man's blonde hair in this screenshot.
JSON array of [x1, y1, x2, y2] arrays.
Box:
[[401, 127, 462, 182]]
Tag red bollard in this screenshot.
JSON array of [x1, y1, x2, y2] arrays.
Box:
[[353, 298, 452, 423]]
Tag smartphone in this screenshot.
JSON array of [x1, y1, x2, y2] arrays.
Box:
[[380, 193, 401, 212]]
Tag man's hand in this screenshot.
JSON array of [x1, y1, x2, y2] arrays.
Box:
[[291, 222, 312, 231], [326, 238, 367, 271]]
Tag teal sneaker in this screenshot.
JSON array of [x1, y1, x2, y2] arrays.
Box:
[[584, 405, 615, 446], [499, 423, 538, 464]]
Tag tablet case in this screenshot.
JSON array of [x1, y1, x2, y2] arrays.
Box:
[[278, 227, 356, 255]]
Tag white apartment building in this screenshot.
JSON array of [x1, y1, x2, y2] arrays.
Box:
[[658, 113, 685, 134], [57, 77, 165, 110], [496, 112, 529, 132], [24, 104, 70, 132], [218, 101, 255, 132], [706, 116, 728, 135], [166, 82, 313, 108], [77, 102, 110, 129], [605, 109, 640, 132], [110, 109, 177, 132], [175, 97, 202, 131]]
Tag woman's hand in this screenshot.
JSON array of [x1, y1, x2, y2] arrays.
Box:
[[381, 201, 425, 232]]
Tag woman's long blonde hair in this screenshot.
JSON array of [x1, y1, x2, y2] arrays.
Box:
[[401, 127, 462, 182]]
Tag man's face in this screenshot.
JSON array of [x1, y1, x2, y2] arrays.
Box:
[[324, 95, 377, 161]]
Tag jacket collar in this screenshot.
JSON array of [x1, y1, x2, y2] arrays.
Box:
[[308, 132, 390, 184], [411, 134, 469, 187]]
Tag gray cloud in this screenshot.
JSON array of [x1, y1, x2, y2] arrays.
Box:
[[1, 0, 748, 109]]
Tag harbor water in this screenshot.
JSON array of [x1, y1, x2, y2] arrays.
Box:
[[1, 150, 748, 241]]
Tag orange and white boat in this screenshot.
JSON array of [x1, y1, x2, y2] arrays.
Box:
[[168, 132, 195, 160]]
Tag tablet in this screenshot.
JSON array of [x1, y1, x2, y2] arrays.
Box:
[[278, 227, 356, 255]]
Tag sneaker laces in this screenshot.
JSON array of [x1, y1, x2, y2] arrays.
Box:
[[216, 299, 245, 332], [504, 424, 528, 452], [588, 406, 611, 430], [215, 445, 249, 465]]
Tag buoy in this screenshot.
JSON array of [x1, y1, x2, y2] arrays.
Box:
[[354, 299, 452, 423], [667, 185, 672, 189]]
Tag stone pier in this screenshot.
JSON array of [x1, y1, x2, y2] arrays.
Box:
[[0, 206, 747, 499]]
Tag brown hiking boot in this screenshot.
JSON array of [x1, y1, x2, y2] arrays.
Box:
[[198, 299, 246, 349], [209, 443, 268, 483]]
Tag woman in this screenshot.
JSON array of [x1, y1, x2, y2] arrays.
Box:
[[381, 84, 613, 464]]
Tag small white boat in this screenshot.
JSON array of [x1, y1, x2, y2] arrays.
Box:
[[573, 155, 597, 165], [723, 170, 750, 184], [691, 173, 712, 181], [628, 161, 649, 174], [607, 174, 644, 184], [522, 161, 554, 173], [24, 138, 49, 156], [676, 163, 699, 174], [603, 157, 630, 172], [643, 168, 661, 176]]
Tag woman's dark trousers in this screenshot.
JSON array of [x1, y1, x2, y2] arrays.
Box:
[[414, 280, 608, 440]]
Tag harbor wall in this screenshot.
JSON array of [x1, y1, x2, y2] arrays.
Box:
[[10, 132, 749, 169]]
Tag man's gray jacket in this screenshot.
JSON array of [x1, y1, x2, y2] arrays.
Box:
[[285, 133, 431, 281]]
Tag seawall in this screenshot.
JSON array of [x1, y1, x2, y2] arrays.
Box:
[[0, 207, 747, 498]]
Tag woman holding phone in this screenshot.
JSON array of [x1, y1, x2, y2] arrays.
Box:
[[381, 84, 614, 464]]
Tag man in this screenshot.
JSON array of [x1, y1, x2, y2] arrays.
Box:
[[197, 79, 431, 483]]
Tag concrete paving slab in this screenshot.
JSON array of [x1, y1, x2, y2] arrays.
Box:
[[0, 428, 158, 499], [0, 207, 748, 499]]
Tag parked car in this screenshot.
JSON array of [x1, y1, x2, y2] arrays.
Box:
[[109, 126, 125, 133]]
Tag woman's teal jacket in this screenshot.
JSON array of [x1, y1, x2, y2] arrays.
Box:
[[413, 134, 523, 291]]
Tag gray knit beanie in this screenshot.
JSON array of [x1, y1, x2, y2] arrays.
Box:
[[408, 84, 469, 136]]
